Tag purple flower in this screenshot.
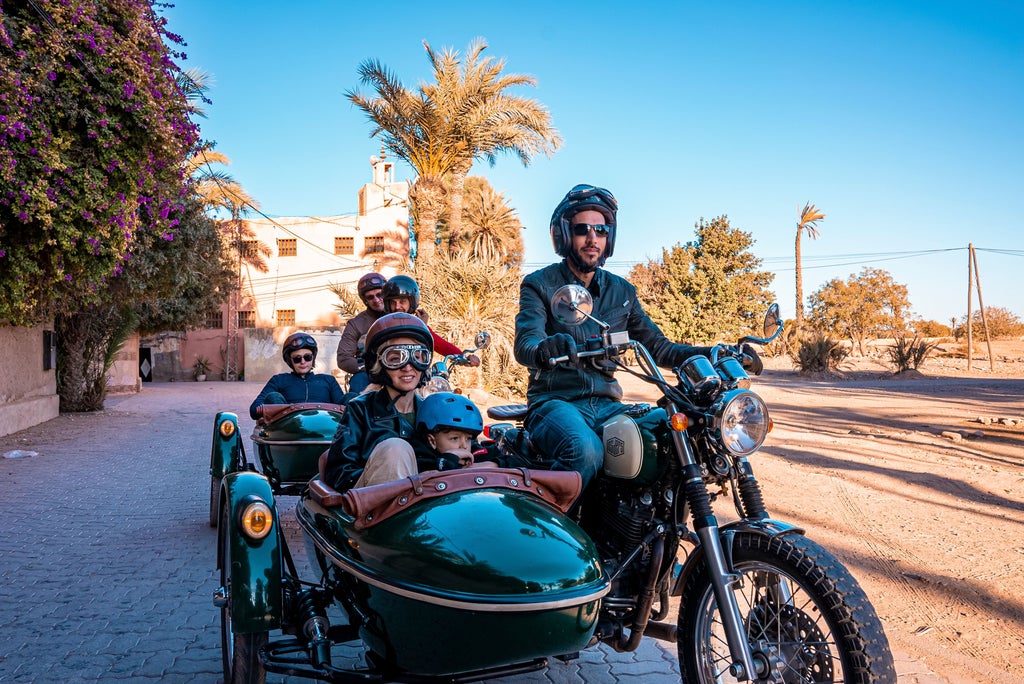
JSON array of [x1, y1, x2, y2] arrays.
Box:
[[47, 72, 57, 81]]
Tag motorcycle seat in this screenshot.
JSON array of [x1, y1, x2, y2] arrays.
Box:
[[487, 404, 528, 421]]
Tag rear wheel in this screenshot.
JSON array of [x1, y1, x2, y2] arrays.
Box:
[[219, 501, 268, 684], [677, 532, 895, 683]]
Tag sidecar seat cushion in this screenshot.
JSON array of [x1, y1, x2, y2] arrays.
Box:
[[338, 467, 582, 529], [486, 404, 528, 421]]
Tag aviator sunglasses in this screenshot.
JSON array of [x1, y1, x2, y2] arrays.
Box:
[[379, 344, 431, 371], [570, 223, 611, 237], [291, 353, 314, 364]]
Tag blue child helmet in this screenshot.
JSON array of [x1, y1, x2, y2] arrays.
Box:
[[416, 392, 483, 438]]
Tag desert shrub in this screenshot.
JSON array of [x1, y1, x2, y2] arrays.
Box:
[[789, 334, 849, 374], [885, 334, 940, 372]]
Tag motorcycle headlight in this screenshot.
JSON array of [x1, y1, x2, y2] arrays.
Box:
[[423, 375, 452, 394], [711, 389, 770, 456]]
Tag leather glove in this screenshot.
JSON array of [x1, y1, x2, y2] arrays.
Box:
[[535, 333, 578, 368], [740, 343, 764, 375]]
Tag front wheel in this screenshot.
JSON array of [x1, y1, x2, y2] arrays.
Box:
[[209, 475, 220, 528], [677, 532, 895, 683], [219, 501, 268, 684]]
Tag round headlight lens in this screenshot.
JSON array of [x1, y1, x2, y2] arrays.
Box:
[[713, 390, 769, 456], [424, 376, 452, 394], [240, 500, 274, 540]]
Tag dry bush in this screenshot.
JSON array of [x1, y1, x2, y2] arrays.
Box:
[[414, 251, 527, 400], [885, 334, 940, 372], [789, 334, 850, 374]]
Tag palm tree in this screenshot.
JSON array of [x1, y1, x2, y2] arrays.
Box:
[[794, 202, 826, 329], [459, 176, 524, 267], [421, 38, 560, 253], [347, 60, 464, 260]]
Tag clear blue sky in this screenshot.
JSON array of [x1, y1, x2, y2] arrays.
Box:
[[162, 0, 1023, 325]]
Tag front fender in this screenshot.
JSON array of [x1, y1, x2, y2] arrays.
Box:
[[671, 518, 804, 596], [210, 412, 242, 480], [218, 471, 282, 632]]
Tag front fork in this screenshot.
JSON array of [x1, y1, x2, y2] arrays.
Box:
[[672, 429, 761, 681]]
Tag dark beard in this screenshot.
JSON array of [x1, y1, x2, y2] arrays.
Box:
[[568, 248, 602, 274]]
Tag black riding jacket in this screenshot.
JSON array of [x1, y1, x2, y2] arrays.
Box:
[[514, 261, 709, 408]]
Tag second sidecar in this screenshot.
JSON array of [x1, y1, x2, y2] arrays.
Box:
[[208, 402, 345, 527]]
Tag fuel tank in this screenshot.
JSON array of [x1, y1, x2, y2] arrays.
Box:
[[297, 475, 609, 676]]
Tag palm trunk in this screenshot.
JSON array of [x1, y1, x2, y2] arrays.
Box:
[[409, 177, 446, 263], [446, 161, 472, 255], [794, 231, 804, 329]]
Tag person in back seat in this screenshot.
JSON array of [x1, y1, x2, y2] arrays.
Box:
[[249, 332, 345, 419]]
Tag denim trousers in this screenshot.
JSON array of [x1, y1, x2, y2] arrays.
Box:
[[524, 396, 627, 488]]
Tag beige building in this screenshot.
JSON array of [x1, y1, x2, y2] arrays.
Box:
[[145, 154, 412, 384]]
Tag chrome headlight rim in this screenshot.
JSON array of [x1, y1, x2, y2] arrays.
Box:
[[710, 389, 769, 457], [237, 497, 274, 541]]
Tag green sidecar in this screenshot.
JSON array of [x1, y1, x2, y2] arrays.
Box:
[[207, 402, 345, 527], [214, 461, 608, 683]]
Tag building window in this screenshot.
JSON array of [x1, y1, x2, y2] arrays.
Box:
[[203, 309, 223, 329], [238, 311, 256, 329], [240, 240, 258, 258], [278, 238, 297, 257], [334, 236, 354, 255], [365, 236, 385, 254], [276, 309, 296, 327]]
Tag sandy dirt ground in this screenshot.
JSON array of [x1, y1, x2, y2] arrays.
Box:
[[613, 339, 1024, 683]]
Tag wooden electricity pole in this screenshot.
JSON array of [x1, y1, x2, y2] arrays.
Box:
[[966, 243, 994, 372]]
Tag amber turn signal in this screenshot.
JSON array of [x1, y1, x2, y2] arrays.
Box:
[[670, 413, 689, 431]]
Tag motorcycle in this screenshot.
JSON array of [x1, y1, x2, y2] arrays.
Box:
[[213, 287, 896, 683], [420, 330, 491, 395]]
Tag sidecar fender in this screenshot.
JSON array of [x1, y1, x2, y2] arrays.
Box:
[[210, 411, 242, 480], [670, 518, 804, 596], [218, 471, 282, 632]]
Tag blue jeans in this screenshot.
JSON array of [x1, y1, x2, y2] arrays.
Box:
[[348, 371, 370, 394], [524, 397, 627, 488]]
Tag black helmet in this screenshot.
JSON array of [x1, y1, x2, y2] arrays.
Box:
[[363, 312, 433, 386], [382, 274, 420, 313], [357, 272, 387, 304], [282, 331, 317, 368], [549, 184, 618, 265], [416, 392, 483, 438]]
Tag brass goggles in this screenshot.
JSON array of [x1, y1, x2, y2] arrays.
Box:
[[379, 344, 431, 371]]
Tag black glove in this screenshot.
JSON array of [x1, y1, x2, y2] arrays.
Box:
[[740, 343, 764, 375], [535, 333, 578, 368]]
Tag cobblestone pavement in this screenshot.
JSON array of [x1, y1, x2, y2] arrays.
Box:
[[0, 381, 944, 683], [0, 382, 679, 683]]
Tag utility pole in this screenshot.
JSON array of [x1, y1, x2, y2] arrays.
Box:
[[224, 218, 242, 381], [966, 244, 994, 372]]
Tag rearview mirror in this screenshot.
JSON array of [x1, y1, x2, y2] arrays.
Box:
[[551, 284, 593, 327]]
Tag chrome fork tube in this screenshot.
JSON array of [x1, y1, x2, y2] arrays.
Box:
[[670, 425, 758, 681]]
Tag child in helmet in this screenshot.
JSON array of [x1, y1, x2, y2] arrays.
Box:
[[249, 332, 346, 419], [415, 392, 487, 472]]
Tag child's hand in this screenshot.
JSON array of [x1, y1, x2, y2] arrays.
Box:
[[445, 447, 475, 468]]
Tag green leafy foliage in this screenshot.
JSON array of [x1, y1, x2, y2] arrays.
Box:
[[0, 0, 198, 324], [807, 267, 912, 354], [628, 215, 775, 344]]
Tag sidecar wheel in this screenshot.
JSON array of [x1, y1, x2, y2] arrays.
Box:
[[219, 502, 268, 684], [677, 532, 896, 684], [209, 476, 220, 528]]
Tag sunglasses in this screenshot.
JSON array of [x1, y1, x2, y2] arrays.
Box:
[[379, 344, 431, 371], [291, 353, 314, 363], [570, 223, 611, 237], [364, 291, 384, 301]]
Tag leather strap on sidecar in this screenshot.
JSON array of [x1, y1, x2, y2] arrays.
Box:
[[257, 402, 346, 424], [310, 467, 582, 529]]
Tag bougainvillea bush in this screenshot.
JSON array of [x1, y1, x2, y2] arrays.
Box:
[[0, 0, 198, 325]]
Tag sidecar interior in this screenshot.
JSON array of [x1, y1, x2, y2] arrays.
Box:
[[250, 402, 345, 494]]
